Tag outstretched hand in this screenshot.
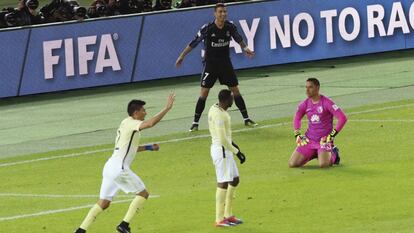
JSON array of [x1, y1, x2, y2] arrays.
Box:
[[165, 92, 176, 110], [244, 48, 255, 58], [175, 56, 184, 68]]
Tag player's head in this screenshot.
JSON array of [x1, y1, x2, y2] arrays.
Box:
[[306, 78, 320, 98], [127, 100, 147, 120], [214, 3, 227, 22], [218, 89, 233, 109]]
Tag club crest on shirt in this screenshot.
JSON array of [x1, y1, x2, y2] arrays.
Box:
[[226, 31, 230, 37], [317, 106, 323, 113], [311, 114, 320, 123]]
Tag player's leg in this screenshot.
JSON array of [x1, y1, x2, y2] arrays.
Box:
[[289, 144, 317, 168], [117, 190, 149, 233], [288, 150, 308, 168], [220, 61, 256, 126], [74, 178, 118, 233], [190, 64, 217, 131], [318, 151, 332, 168], [190, 87, 210, 131], [211, 145, 232, 227], [216, 182, 230, 227], [116, 171, 148, 233], [318, 144, 340, 167], [224, 176, 243, 225], [222, 152, 242, 225], [74, 200, 109, 233], [228, 85, 257, 126]]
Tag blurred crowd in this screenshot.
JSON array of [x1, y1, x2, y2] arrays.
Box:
[[0, 0, 248, 28]]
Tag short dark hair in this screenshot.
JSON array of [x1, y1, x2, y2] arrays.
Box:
[[215, 3, 226, 11], [218, 89, 232, 103], [307, 78, 320, 87], [127, 100, 146, 116]]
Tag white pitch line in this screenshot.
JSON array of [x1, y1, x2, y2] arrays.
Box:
[[0, 148, 110, 168], [0, 193, 155, 199], [0, 122, 288, 168], [0, 103, 413, 168], [347, 103, 414, 116], [0, 195, 160, 222]]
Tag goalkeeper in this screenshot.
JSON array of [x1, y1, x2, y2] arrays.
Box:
[[289, 78, 348, 168]]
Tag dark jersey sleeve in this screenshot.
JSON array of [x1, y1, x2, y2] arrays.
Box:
[[189, 24, 209, 48], [229, 22, 243, 44]]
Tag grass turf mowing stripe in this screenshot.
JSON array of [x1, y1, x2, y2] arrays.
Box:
[[0, 102, 412, 168], [0, 195, 160, 222]]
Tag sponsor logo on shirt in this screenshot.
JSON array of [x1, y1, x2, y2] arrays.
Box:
[[211, 39, 230, 47], [317, 106, 323, 113], [311, 114, 320, 123]]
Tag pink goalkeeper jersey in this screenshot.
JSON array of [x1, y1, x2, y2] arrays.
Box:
[[293, 95, 347, 142]]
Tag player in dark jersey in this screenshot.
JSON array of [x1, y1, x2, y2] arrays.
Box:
[[175, 3, 257, 132]]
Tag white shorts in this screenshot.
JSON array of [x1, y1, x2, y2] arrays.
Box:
[[99, 160, 146, 201], [210, 145, 239, 183]]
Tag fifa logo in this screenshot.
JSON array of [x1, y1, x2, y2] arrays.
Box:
[[42, 33, 122, 80]]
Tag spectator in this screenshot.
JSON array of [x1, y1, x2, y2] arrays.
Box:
[[87, 0, 115, 18], [41, 0, 86, 23], [175, 0, 194, 9], [18, 0, 43, 24], [153, 0, 171, 11], [117, 0, 153, 14], [1, 0, 251, 28]]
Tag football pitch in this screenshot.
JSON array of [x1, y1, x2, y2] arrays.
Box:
[[0, 50, 414, 233]]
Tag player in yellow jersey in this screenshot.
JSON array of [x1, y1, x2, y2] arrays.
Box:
[[74, 93, 175, 233], [208, 89, 246, 227]]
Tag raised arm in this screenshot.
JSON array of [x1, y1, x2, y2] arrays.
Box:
[[176, 24, 208, 67], [139, 93, 175, 131]]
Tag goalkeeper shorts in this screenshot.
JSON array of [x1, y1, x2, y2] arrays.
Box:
[[296, 140, 334, 161]]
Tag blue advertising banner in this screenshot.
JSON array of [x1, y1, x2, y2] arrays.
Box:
[[0, 29, 30, 98], [1, 0, 414, 98], [19, 17, 143, 95], [134, 0, 414, 80]]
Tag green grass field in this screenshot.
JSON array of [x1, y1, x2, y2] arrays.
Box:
[[0, 50, 413, 233]]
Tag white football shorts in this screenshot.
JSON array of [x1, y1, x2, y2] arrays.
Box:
[[99, 159, 146, 201], [210, 144, 239, 183]]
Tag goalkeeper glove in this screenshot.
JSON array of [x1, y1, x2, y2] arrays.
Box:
[[236, 151, 246, 164], [294, 130, 309, 146], [320, 129, 338, 145]]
